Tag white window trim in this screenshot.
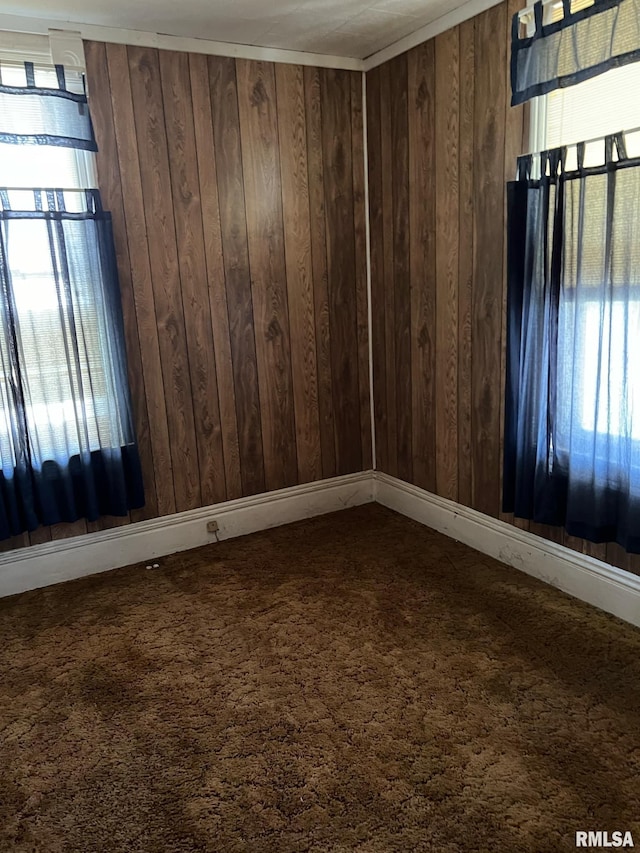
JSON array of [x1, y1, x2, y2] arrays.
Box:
[[0, 28, 84, 70], [528, 96, 547, 155], [0, 30, 95, 189]]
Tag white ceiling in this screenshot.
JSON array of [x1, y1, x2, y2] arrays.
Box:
[[0, 0, 465, 59]]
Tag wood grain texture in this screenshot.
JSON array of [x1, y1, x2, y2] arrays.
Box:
[[434, 27, 460, 502], [321, 68, 362, 475], [189, 52, 243, 501], [208, 55, 266, 498], [159, 49, 226, 506], [127, 45, 201, 513], [50, 520, 87, 541], [304, 66, 336, 481], [366, 66, 388, 477], [27, 526, 52, 546], [350, 71, 373, 471], [0, 533, 29, 552], [104, 42, 176, 518], [457, 19, 475, 509], [390, 54, 413, 484], [471, 4, 507, 517], [237, 59, 298, 492], [275, 63, 322, 484], [83, 40, 156, 525], [379, 63, 398, 478], [366, 1, 639, 574], [408, 42, 436, 494], [14, 44, 368, 552]]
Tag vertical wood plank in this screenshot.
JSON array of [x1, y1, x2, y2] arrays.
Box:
[[1, 48, 372, 555], [106, 43, 177, 517], [50, 520, 88, 541], [408, 42, 437, 494], [584, 540, 609, 562], [236, 58, 298, 491], [379, 62, 398, 477], [529, 521, 564, 545], [86, 516, 130, 535], [189, 52, 243, 501], [351, 71, 373, 471], [103, 44, 174, 517], [275, 63, 322, 484], [563, 532, 587, 555], [159, 49, 227, 506], [606, 542, 632, 573], [321, 68, 362, 474], [391, 54, 413, 484], [472, 5, 507, 517], [127, 45, 201, 513], [626, 554, 640, 577], [28, 526, 52, 546], [0, 533, 30, 552], [208, 55, 266, 497], [304, 66, 337, 480], [85, 40, 157, 524], [366, 66, 388, 475], [458, 21, 475, 508], [434, 28, 460, 502]]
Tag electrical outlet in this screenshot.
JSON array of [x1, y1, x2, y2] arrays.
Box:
[[206, 519, 219, 533]]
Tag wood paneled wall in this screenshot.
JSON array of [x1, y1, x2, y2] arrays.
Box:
[[4, 14, 636, 577], [0, 44, 371, 552], [366, 0, 640, 575]]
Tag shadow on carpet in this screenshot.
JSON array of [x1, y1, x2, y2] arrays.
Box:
[[0, 504, 639, 852]]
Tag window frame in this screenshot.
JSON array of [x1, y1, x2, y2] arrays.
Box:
[[526, 71, 640, 491]]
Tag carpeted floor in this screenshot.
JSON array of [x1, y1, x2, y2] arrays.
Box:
[[0, 504, 639, 852]]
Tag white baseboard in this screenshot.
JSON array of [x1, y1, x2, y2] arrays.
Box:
[[374, 472, 640, 628], [4, 468, 640, 628], [0, 471, 374, 599]]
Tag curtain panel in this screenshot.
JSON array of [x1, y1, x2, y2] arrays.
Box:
[[0, 61, 97, 150], [511, 0, 640, 105], [0, 189, 144, 539], [504, 134, 640, 551]]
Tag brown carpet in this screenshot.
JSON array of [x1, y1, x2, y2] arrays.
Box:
[[1, 504, 639, 852]]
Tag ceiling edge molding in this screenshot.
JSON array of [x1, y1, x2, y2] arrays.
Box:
[[0, 27, 51, 61], [362, 0, 504, 70], [0, 13, 364, 70]]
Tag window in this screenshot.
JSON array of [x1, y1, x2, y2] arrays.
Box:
[[504, 0, 640, 550], [0, 52, 144, 537], [0, 62, 116, 465], [529, 60, 640, 466], [531, 61, 640, 160], [0, 64, 96, 186]]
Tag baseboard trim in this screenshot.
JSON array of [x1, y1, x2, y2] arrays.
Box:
[[374, 472, 640, 628], [4, 468, 640, 627], [0, 471, 374, 598]]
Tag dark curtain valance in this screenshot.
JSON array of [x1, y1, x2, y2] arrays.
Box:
[[511, 0, 640, 105], [0, 61, 97, 151]]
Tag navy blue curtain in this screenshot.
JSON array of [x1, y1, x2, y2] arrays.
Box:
[[511, 0, 640, 105], [0, 189, 144, 538], [504, 135, 640, 552], [0, 61, 143, 539], [0, 61, 96, 150]]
